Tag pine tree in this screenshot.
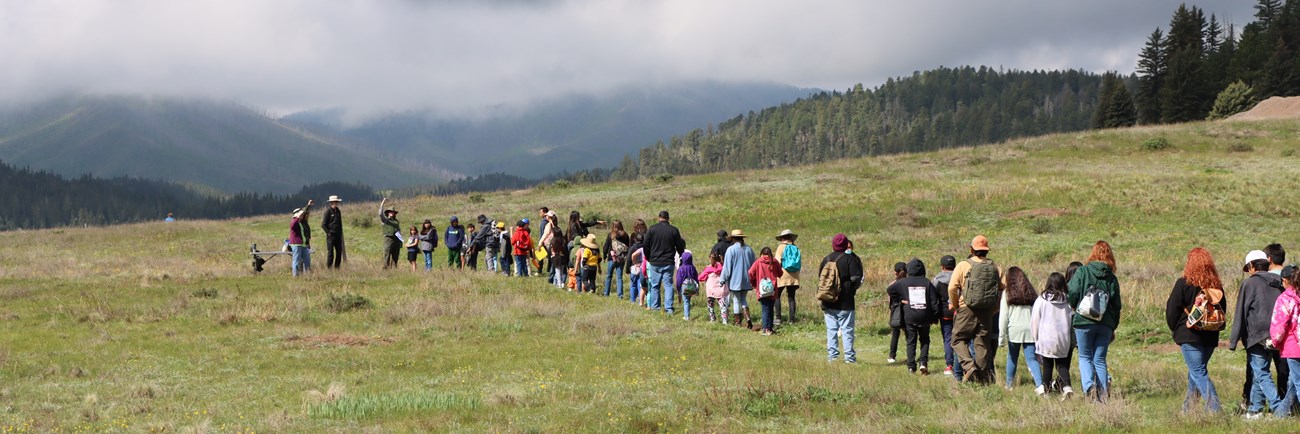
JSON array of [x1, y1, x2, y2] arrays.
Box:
[[1257, 0, 1283, 29], [1208, 80, 1257, 119], [1136, 28, 1166, 124], [1161, 5, 1211, 123], [1093, 73, 1137, 128]]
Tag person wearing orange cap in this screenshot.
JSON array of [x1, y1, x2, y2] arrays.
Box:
[[947, 234, 1006, 384]]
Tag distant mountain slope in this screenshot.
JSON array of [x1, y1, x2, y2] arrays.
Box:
[[0, 96, 444, 193], [284, 81, 816, 178]]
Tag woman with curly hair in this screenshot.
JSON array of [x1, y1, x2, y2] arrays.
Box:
[[1166, 247, 1226, 413]]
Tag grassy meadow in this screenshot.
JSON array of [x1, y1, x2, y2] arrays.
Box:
[[3, 119, 1300, 432]]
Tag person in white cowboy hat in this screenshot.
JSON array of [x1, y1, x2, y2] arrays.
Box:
[[288, 199, 314, 277], [720, 229, 757, 329], [321, 195, 346, 269], [576, 234, 603, 294], [774, 229, 802, 326]]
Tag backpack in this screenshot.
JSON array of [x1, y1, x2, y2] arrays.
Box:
[[609, 238, 628, 262], [962, 259, 1001, 310], [682, 278, 700, 296], [781, 244, 802, 272], [1077, 284, 1110, 321], [757, 278, 776, 299], [816, 253, 844, 303], [1185, 288, 1225, 331]]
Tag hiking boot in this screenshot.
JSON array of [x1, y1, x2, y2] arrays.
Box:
[[919, 365, 929, 376], [742, 307, 754, 330], [943, 366, 953, 376]]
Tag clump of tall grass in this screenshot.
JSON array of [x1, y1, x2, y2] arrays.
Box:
[[307, 391, 480, 419], [328, 292, 371, 313]]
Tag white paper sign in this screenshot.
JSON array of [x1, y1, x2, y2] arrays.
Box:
[[395, 231, 405, 243], [908, 286, 928, 309]]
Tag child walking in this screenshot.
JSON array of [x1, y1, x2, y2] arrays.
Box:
[[675, 250, 700, 321], [701, 253, 728, 323], [1031, 272, 1075, 400], [749, 247, 784, 335]]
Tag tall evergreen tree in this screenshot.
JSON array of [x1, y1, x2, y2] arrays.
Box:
[[1136, 28, 1167, 124]]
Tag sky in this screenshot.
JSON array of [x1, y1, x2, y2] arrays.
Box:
[[0, 0, 1257, 116]]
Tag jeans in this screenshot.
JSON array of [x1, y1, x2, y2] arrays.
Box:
[[904, 323, 931, 371], [514, 255, 530, 277], [824, 309, 856, 362], [553, 262, 568, 288], [729, 290, 750, 314], [604, 260, 625, 298], [684, 295, 693, 319], [1075, 323, 1113, 395], [1283, 359, 1300, 415], [1006, 342, 1043, 388], [629, 274, 643, 303], [291, 245, 311, 276], [1180, 342, 1221, 413], [759, 297, 775, 330], [499, 253, 513, 276], [941, 318, 955, 368], [1248, 345, 1285, 414], [647, 264, 674, 312], [422, 250, 433, 271]]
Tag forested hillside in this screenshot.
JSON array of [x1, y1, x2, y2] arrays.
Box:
[[611, 67, 1102, 179]]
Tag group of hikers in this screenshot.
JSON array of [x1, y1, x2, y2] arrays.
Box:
[[282, 197, 1300, 418]]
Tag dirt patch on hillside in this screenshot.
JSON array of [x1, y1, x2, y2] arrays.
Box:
[[1008, 208, 1069, 219], [284, 334, 395, 347], [1227, 96, 1300, 121]]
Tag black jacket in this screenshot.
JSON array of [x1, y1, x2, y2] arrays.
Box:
[[1229, 272, 1284, 350], [603, 232, 632, 267], [820, 252, 864, 311], [887, 259, 941, 325], [710, 237, 730, 262], [321, 207, 343, 236], [643, 221, 685, 267], [1166, 277, 1226, 346]]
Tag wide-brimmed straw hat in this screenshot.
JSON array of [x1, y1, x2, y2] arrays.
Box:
[[581, 234, 600, 249], [327, 195, 342, 202], [730, 229, 746, 239], [776, 229, 798, 241]]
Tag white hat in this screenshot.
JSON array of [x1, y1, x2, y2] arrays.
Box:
[[292, 208, 304, 217], [328, 195, 342, 202], [1245, 250, 1268, 267]]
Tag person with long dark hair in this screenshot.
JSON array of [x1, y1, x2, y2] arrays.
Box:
[[1000, 266, 1043, 393], [604, 221, 631, 299]]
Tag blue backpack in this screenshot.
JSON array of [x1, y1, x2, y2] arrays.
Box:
[[781, 244, 802, 272]]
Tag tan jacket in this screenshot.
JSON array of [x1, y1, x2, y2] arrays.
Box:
[[947, 256, 1007, 310], [775, 242, 800, 287]]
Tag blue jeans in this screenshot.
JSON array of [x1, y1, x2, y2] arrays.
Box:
[[1283, 359, 1300, 415], [1006, 342, 1043, 388], [683, 295, 693, 319], [941, 318, 955, 368], [291, 245, 311, 276], [647, 264, 674, 313], [422, 250, 433, 270], [629, 274, 643, 303], [729, 290, 749, 314], [499, 254, 512, 276], [824, 309, 856, 362], [1075, 324, 1113, 395], [1180, 342, 1221, 413], [1247, 345, 1285, 414], [604, 261, 625, 297], [514, 255, 530, 277], [759, 297, 775, 330]]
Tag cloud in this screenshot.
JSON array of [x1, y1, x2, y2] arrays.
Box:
[[0, 0, 1255, 115]]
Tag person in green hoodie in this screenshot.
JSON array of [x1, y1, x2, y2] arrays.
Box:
[[1067, 240, 1122, 403]]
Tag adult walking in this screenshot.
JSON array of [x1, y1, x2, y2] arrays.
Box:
[[603, 221, 631, 299], [643, 211, 685, 314], [1067, 240, 1123, 403], [721, 229, 757, 329], [822, 234, 864, 363], [378, 198, 401, 269], [1166, 247, 1226, 413], [947, 235, 1005, 385], [774, 230, 801, 325], [887, 258, 941, 374], [320, 195, 345, 269], [288, 200, 313, 277]]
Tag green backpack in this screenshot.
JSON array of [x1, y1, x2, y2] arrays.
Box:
[[962, 258, 1001, 310]]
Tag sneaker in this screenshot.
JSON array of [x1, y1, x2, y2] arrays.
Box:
[[919, 365, 929, 376], [1243, 412, 1264, 420], [943, 366, 953, 376], [886, 358, 897, 364], [845, 359, 857, 364], [683, 316, 690, 321], [1061, 387, 1074, 402], [1035, 385, 1046, 396]]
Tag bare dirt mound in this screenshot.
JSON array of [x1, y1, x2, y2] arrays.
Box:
[[1227, 96, 1300, 121]]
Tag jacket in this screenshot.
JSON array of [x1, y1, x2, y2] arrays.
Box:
[[289, 216, 311, 247], [498, 231, 512, 254], [418, 229, 438, 252], [1067, 261, 1122, 331], [1031, 291, 1074, 358], [1230, 271, 1284, 350], [720, 242, 756, 291], [320, 207, 343, 236], [511, 227, 533, 256], [947, 257, 1006, 310], [484, 226, 501, 250], [748, 255, 784, 300], [1271, 289, 1300, 358], [820, 252, 864, 311], [445, 225, 466, 250], [1165, 277, 1225, 346], [933, 270, 954, 320], [675, 251, 700, 292], [604, 232, 632, 266], [775, 242, 801, 288], [999, 293, 1034, 345], [644, 221, 686, 267], [701, 262, 726, 299], [886, 259, 940, 325], [710, 237, 730, 262]]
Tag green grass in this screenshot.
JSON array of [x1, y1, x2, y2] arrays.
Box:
[[2, 119, 1300, 431]]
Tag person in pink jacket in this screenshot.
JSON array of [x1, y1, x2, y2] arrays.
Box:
[[749, 247, 784, 335], [701, 253, 728, 323], [1270, 267, 1300, 411]]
